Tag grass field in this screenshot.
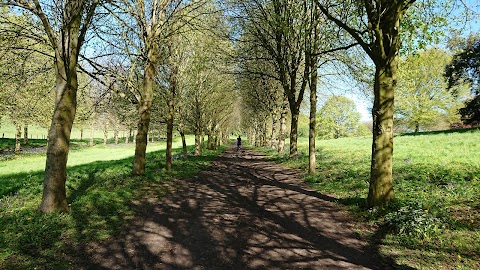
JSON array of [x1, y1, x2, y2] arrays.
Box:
[[0, 121, 136, 141], [260, 128, 480, 270], [0, 135, 225, 269]]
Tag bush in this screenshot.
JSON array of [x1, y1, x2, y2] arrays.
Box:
[[384, 202, 441, 240]]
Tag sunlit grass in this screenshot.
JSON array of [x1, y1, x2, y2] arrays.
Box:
[[260, 128, 480, 270]]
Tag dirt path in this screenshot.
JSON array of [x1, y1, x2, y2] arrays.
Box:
[[80, 147, 392, 270]]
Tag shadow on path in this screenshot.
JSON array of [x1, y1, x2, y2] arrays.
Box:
[[79, 147, 396, 270]]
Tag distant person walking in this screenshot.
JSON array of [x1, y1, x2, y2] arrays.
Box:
[[236, 136, 242, 150]]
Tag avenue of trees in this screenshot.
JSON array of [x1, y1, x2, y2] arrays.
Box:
[[0, 0, 479, 212]]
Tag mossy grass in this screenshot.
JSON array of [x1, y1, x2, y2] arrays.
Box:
[[259, 128, 480, 270], [0, 138, 226, 269]]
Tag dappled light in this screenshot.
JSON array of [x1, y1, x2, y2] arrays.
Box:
[[78, 148, 392, 270]]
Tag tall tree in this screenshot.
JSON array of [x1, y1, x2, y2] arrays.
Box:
[[1, 0, 101, 212], [445, 34, 480, 125], [317, 96, 362, 139], [315, 0, 421, 207], [396, 48, 468, 132]]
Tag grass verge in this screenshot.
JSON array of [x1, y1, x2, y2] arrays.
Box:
[[258, 129, 480, 270], [0, 142, 226, 270]]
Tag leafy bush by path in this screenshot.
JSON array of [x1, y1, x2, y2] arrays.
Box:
[[260, 129, 480, 270], [0, 143, 225, 269]]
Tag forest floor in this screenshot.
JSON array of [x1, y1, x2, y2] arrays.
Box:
[[74, 146, 398, 270]]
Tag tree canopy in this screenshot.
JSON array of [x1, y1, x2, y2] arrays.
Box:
[[445, 34, 480, 125], [396, 48, 468, 132]]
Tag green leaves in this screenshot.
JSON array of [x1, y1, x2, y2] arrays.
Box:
[[395, 48, 468, 131], [316, 95, 364, 139]]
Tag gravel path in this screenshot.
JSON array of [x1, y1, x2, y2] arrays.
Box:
[[79, 147, 393, 270]]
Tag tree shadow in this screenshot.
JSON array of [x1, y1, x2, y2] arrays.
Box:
[[76, 148, 405, 270]]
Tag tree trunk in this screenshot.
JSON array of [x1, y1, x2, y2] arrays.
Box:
[[103, 129, 108, 145], [15, 123, 21, 153], [194, 128, 201, 156], [217, 130, 222, 148], [23, 124, 28, 145], [126, 129, 131, 144], [80, 128, 83, 142], [166, 62, 177, 172], [278, 101, 287, 153], [251, 125, 257, 147], [270, 112, 278, 149], [309, 57, 318, 174], [40, 58, 78, 213], [201, 132, 205, 151], [415, 122, 419, 133], [114, 129, 119, 144], [180, 131, 187, 159], [132, 60, 155, 176], [289, 110, 300, 157], [367, 64, 396, 207]]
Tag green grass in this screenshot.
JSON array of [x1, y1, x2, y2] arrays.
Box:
[[260, 128, 480, 270], [0, 121, 138, 141], [0, 136, 225, 269]]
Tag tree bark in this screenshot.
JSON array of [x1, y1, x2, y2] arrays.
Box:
[[132, 60, 155, 176], [278, 101, 287, 153], [126, 129, 131, 144], [194, 128, 201, 156], [103, 128, 108, 145], [40, 59, 78, 213], [289, 110, 299, 156], [180, 130, 187, 159], [114, 129, 119, 144], [15, 123, 21, 153], [80, 128, 83, 142], [270, 111, 278, 149], [23, 124, 28, 145], [309, 57, 318, 174], [367, 63, 396, 207], [166, 60, 177, 172]]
